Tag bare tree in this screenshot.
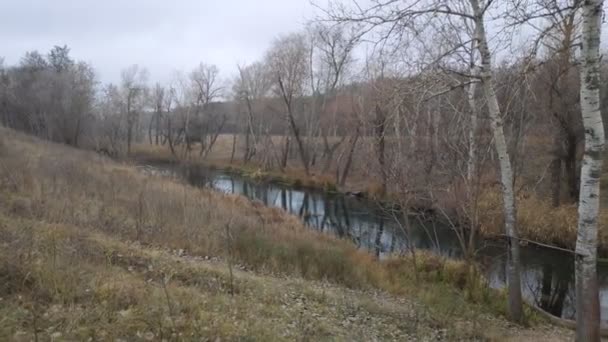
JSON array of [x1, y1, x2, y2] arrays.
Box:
[[120, 65, 148, 155], [235, 62, 272, 163], [97, 83, 126, 156], [322, 0, 524, 322], [308, 23, 360, 173], [188, 63, 225, 157], [267, 33, 312, 175], [150, 83, 165, 145]]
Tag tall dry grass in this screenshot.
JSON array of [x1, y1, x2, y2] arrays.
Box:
[[0, 128, 383, 289], [477, 187, 608, 251], [0, 127, 537, 340]]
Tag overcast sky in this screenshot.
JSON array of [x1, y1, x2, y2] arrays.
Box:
[[0, 0, 320, 84], [2, 1, 607, 86]]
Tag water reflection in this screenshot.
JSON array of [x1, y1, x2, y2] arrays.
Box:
[[153, 164, 608, 323]]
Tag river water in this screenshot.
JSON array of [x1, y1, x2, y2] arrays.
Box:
[[145, 163, 608, 323]]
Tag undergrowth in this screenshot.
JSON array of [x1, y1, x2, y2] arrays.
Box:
[[0, 127, 560, 340]]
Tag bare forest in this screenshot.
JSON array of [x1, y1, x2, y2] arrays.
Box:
[[0, 0, 607, 340]]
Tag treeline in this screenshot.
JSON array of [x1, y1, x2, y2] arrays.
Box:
[[0, 46, 96, 146]]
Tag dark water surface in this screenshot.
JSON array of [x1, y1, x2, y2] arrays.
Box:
[[144, 163, 608, 323]]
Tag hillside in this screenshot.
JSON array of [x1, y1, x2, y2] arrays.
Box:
[[0, 127, 570, 341]]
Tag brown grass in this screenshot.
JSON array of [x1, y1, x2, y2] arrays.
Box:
[[132, 140, 606, 251], [0, 127, 571, 340], [477, 188, 608, 251], [1, 130, 382, 288]]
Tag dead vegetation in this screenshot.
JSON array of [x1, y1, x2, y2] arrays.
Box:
[[476, 187, 608, 252], [0, 127, 572, 340], [133, 139, 608, 252]]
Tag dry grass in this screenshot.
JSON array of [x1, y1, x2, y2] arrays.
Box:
[[477, 188, 608, 251], [0, 218, 423, 341], [1, 130, 382, 289], [0, 127, 572, 340], [131, 135, 383, 193], [130, 137, 608, 251]]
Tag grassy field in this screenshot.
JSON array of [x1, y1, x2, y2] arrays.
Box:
[[0, 128, 572, 340]]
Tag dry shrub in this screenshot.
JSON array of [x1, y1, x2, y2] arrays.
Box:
[[0, 129, 525, 341], [384, 251, 496, 307], [385, 251, 470, 290], [0, 127, 388, 292], [478, 187, 608, 249]]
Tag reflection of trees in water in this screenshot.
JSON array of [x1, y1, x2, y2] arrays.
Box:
[[243, 182, 249, 197], [390, 233, 396, 253], [178, 167, 592, 323], [538, 263, 571, 317], [281, 189, 287, 210], [520, 261, 573, 319], [298, 193, 309, 220], [375, 218, 385, 258]]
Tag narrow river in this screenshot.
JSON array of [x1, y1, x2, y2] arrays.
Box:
[[144, 163, 608, 324]]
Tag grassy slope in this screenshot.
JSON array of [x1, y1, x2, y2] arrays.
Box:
[[0, 128, 569, 341]]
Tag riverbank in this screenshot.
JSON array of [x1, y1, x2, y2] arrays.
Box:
[[131, 143, 608, 255], [0, 128, 571, 340]]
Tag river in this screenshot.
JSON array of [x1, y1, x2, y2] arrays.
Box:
[[143, 162, 608, 324]]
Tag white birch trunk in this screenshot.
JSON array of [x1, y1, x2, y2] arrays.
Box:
[[470, 0, 523, 322], [575, 0, 604, 340]]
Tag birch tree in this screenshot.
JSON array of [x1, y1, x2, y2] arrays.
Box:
[[575, 0, 604, 339], [323, 0, 524, 322]]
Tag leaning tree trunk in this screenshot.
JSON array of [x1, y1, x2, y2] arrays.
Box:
[[471, 0, 523, 322], [575, 0, 604, 340]]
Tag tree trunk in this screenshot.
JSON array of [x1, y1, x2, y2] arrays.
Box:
[[148, 114, 154, 145], [550, 152, 562, 207], [167, 116, 176, 157], [566, 133, 580, 201], [244, 97, 257, 163], [277, 76, 310, 175], [339, 129, 360, 187], [550, 124, 564, 207], [466, 45, 480, 263], [287, 112, 310, 175], [471, 0, 523, 322], [575, 0, 604, 340], [230, 133, 237, 164], [244, 126, 251, 162], [466, 55, 479, 183], [281, 136, 290, 171], [126, 94, 133, 155], [375, 104, 387, 194], [155, 111, 161, 145]]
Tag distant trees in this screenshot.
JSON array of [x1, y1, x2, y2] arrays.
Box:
[[120, 65, 148, 155], [188, 63, 226, 157], [234, 62, 272, 163], [267, 33, 312, 174], [0, 9, 607, 336], [1, 45, 96, 147]]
